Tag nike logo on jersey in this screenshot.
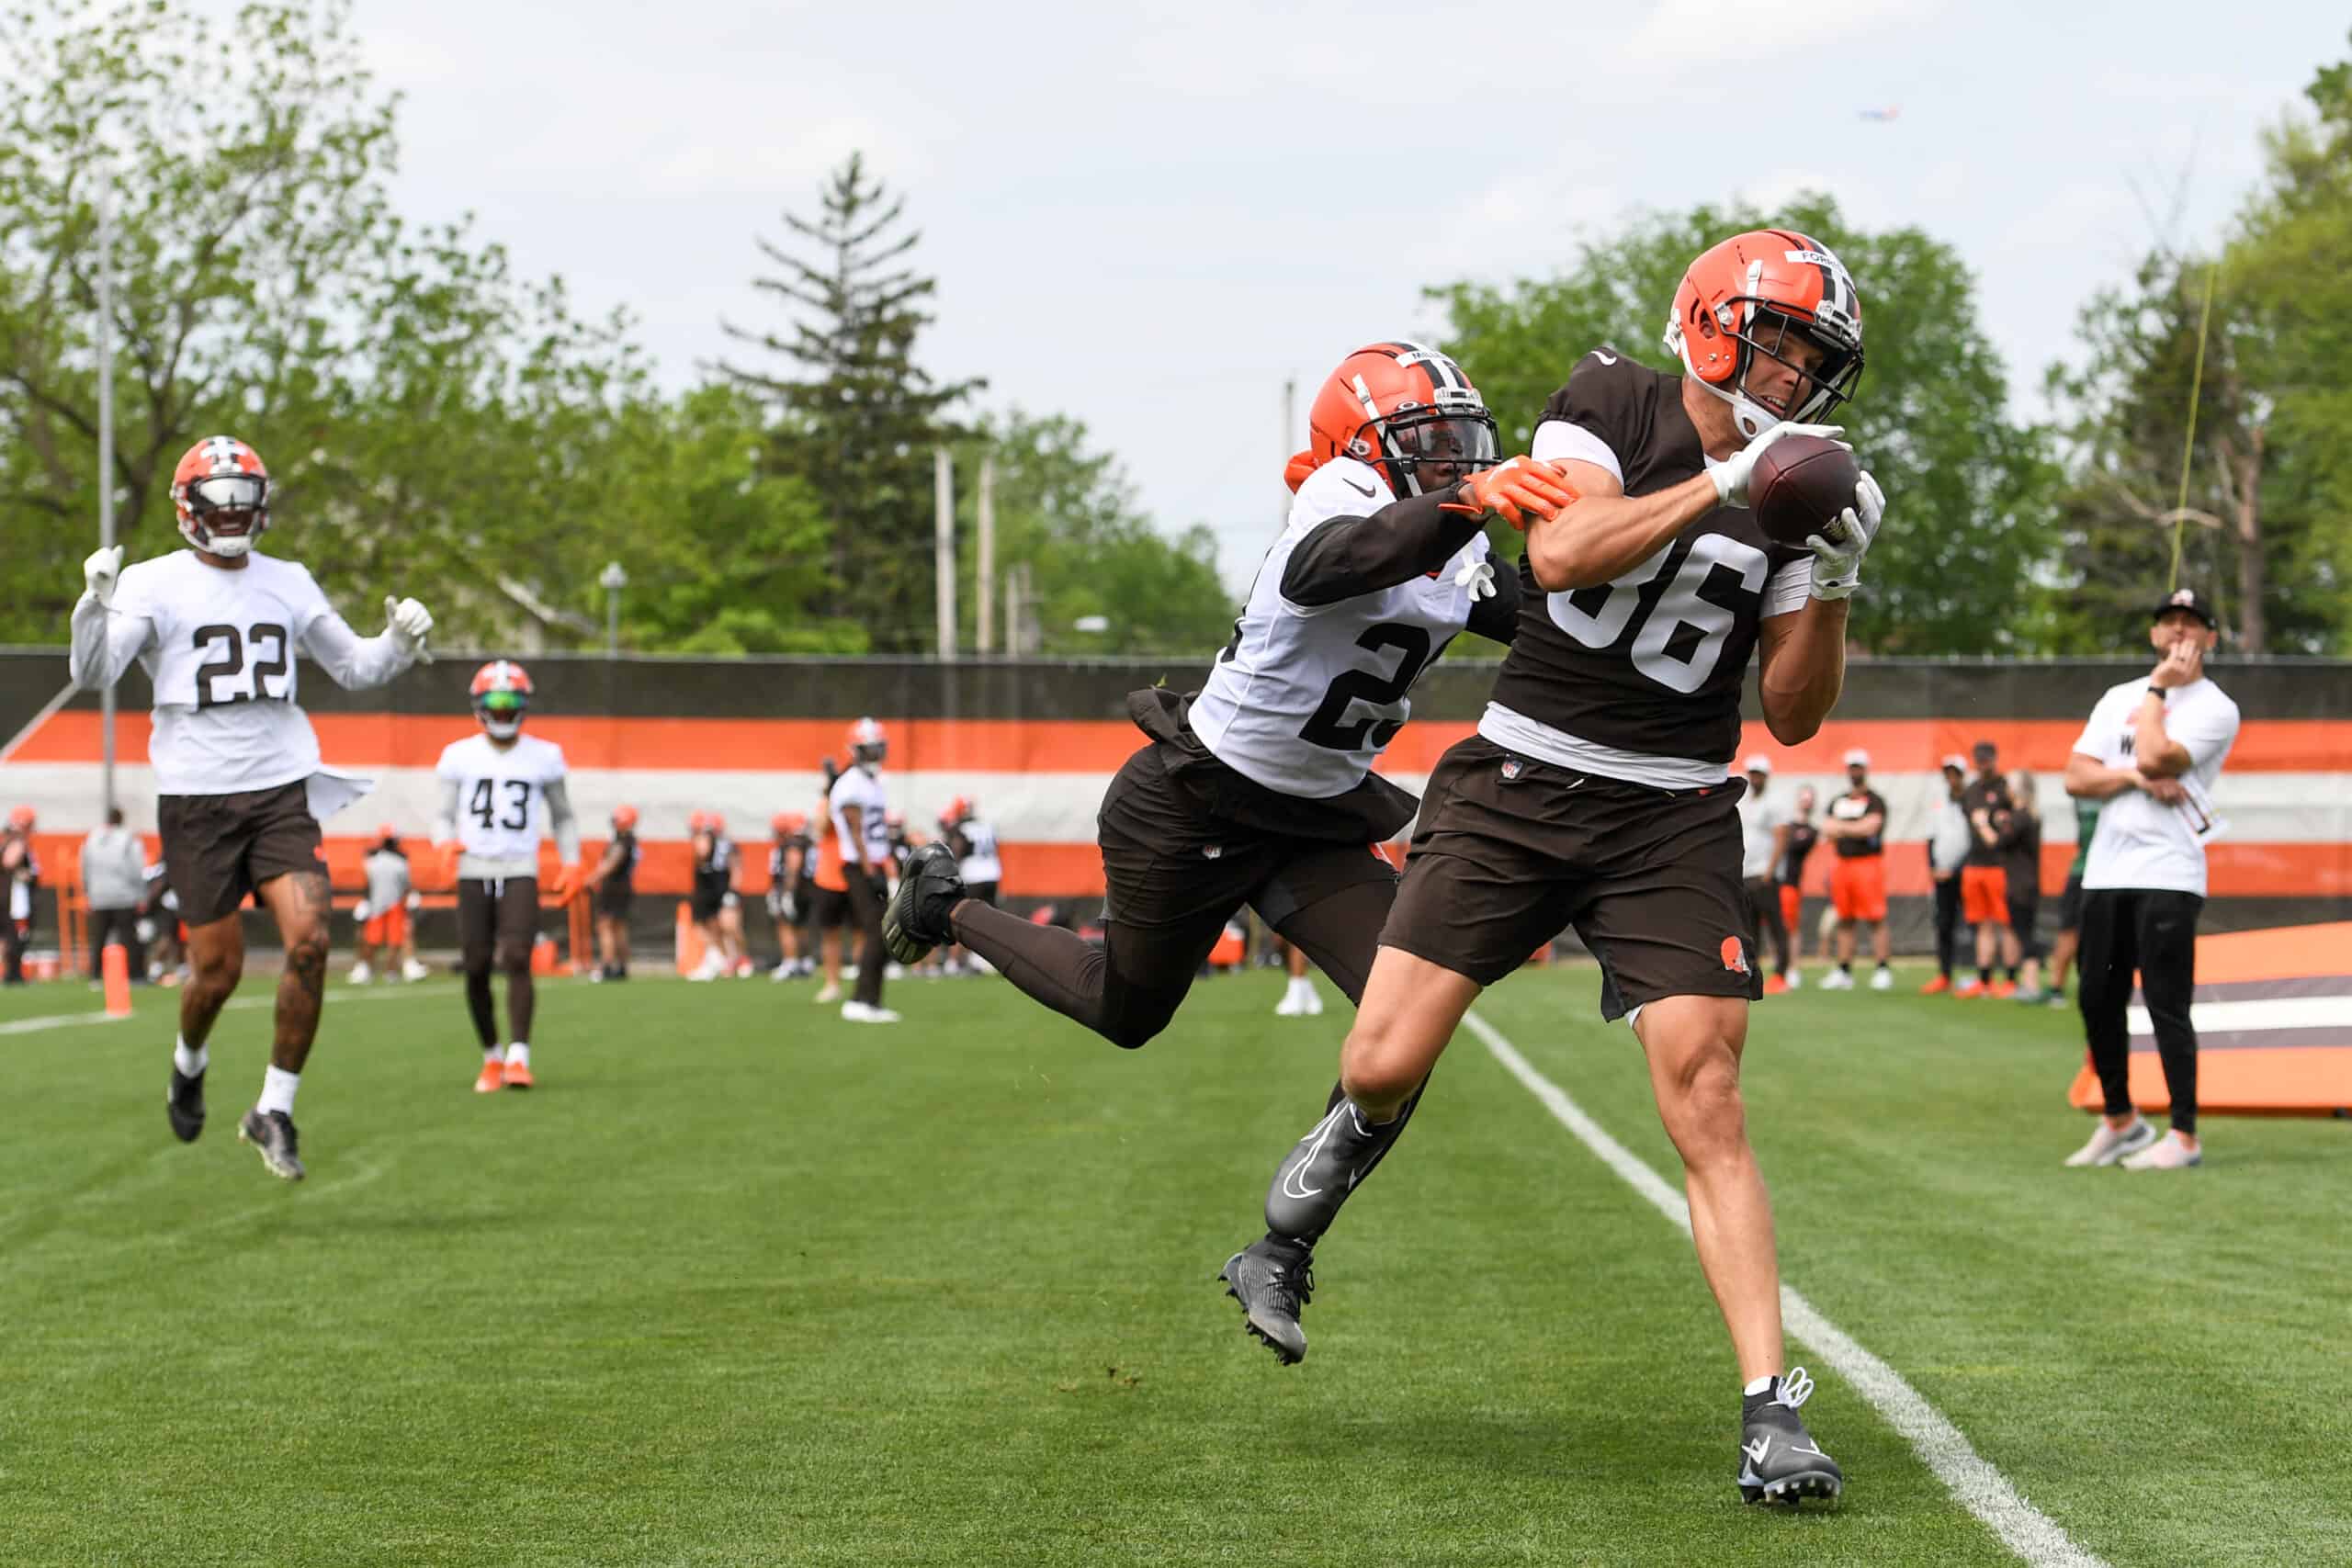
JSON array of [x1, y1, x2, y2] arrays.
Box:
[[1594, 351, 1618, 365], [1342, 476, 1375, 497]]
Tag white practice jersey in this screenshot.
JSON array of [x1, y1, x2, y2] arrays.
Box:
[[1188, 458, 1488, 799], [956, 820, 1002, 885], [437, 733, 569, 863], [829, 766, 889, 869], [66, 549, 415, 795], [2075, 675, 2240, 897]]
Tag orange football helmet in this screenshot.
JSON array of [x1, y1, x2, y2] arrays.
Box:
[[942, 795, 973, 826], [687, 809, 710, 833], [611, 805, 639, 832], [773, 811, 807, 838], [171, 435, 271, 558], [1290, 342, 1498, 498], [1664, 231, 1864, 439], [6, 805, 34, 830], [469, 660, 533, 740]]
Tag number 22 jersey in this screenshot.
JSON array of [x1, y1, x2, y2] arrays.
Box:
[[66, 548, 416, 796], [1484, 351, 1815, 787]]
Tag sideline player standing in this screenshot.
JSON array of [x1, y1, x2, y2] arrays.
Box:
[[585, 805, 639, 981], [1955, 741, 2017, 997], [1778, 784, 1819, 984], [1230, 236, 1879, 1505], [70, 434, 435, 1179], [2, 806, 39, 985], [767, 812, 810, 980], [819, 719, 897, 1021], [432, 661, 581, 1092], [1818, 750, 1893, 990], [2062, 589, 2239, 1169], [1736, 757, 1792, 994], [349, 826, 423, 984]]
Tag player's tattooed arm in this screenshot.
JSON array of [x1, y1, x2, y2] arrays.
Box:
[[1279, 491, 1486, 608]]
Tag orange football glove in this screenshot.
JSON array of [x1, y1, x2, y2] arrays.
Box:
[[548, 866, 582, 905], [1440, 457, 1579, 531]]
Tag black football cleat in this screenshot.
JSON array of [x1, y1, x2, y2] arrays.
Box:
[[881, 841, 964, 964], [236, 1107, 306, 1182], [1218, 1237, 1315, 1366], [166, 1066, 206, 1143], [1737, 1368, 1842, 1507]]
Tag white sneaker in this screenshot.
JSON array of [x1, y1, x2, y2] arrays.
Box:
[[813, 981, 842, 1004], [1273, 989, 1301, 1017], [2064, 1117, 2157, 1168], [401, 957, 430, 982], [1784, 968, 1804, 990], [1299, 985, 1323, 1016], [347, 962, 372, 986], [2120, 1130, 2202, 1169], [770, 963, 796, 982], [884, 962, 906, 980], [1869, 966, 1894, 992], [841, 1000, 901, 1023], [1818, 968, 1854, 991]]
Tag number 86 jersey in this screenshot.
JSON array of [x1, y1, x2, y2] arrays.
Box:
[[1190, 457, 1496, 800], [436, 732, 568, 863]]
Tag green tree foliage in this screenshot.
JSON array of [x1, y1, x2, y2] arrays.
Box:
[[718, 154, 982, 653], [952, 412, 1230, 659], [1430, 197, 2057, 654]]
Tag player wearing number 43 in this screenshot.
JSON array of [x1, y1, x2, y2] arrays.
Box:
[[883, 337, 1562, 1158], [433, 660, 583, 1094], [68, 434, 436, 1182], [1223, 231, 1885, 1507]]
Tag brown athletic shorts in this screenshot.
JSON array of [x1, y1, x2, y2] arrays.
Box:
[[1380, 735, 1763, 1019], [1097, 741, 1398, 934], [158, 781, 324, 927]]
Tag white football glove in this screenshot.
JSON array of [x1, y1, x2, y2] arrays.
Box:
[[1806, 470, 1885, 602], [384, 595, 435, 660], [352, 899, 372, 924], [84, 545, 124, 607], [1709, 422, 1849, 509], [1453, 558, 1498, 600]]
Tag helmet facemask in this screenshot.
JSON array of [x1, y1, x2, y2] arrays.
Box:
[[475, 688, 526, 741], [179, 472, 270, 558], [1368, 403, 1499, 498]]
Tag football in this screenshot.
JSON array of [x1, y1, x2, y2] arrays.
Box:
[[1748, 434, 1862, 547]]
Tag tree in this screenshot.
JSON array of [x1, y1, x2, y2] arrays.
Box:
[[1430, 197, 2058, 654], [0, 0, 658, 649], [952, 411, 1230, 658], [718, 154, 982, 653]]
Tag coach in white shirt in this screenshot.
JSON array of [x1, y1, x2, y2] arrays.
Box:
[[2060, 589, 2240, 1171]]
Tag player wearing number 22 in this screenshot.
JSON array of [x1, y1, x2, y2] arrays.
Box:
[[433, 661, 583, 1093], [881, 338, 1568, 1131], [69, 434, 437, 1181], [1232, 232, 1888, 1507]]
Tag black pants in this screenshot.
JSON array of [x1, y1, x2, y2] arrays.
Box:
[[2, 916, 26, 984], [1931, 876, 1963, 978], [88, 906, 146, 980], [458, 877, 540, 1049], [842, 863, 887, 1007], [1745, 877, 1790, 976], [2077, 887, 2203, 1135]]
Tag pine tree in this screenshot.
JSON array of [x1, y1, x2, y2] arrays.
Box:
[[718, 154, 982, 650]]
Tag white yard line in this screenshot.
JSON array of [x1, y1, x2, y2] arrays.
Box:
[[0, 981, 462, 1036], [1463, 1008, 2110, 1568]]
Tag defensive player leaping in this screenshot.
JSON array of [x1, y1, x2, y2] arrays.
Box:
[[69, 434, 435, 1181], [433, 661, 582, 1092], [1230, 233, 1883, 1506], [881, 339, 1568, 1250]]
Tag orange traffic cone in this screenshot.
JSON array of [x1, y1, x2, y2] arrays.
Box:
[[675, 900, 703, 976], [101, 942, 132, 1019], [530, 936, 557, 976]]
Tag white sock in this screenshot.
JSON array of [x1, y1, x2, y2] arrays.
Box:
[[174, 1036, 208, 1077], [1744, 1375, 1775, 1397], [505, 1043, 530, 1067], [483, 1046, 502, 1064], [258, 1065, 300, 1116]]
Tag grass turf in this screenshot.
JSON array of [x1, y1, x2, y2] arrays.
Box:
[[0, 962, 2345, 1565]]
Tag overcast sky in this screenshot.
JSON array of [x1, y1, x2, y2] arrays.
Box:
[[351, 0, 2345, 590]]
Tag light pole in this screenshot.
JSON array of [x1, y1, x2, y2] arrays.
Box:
[[598, 561, 627, 656]]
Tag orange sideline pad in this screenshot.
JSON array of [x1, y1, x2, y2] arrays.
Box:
[[2067, 921, 2352, 1117]]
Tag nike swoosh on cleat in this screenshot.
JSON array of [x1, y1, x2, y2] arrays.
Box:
[[1742, 1438, 1771, 1465]]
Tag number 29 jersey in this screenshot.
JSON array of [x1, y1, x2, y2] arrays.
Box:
[[1483, 351, 1814, 786], [1189, 457, 1490, 800], [435, 732, 569, 863]]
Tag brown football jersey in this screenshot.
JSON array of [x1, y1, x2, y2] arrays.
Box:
[[1486, 351, 1811, 766]]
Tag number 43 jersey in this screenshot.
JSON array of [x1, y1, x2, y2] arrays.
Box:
[[436, 732, 569, 863], [1190, 457, 1491, 800], [1483, 351, 1815, 788]]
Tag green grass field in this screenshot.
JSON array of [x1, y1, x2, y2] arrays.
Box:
[[2, 960, 2346, 1566]]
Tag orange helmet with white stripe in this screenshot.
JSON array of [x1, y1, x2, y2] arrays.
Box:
[[1664, 231, 1864, 440], [1289, 342, 1499, 498], [469, 660, 533, 741], [171, 435, 272, 558]]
